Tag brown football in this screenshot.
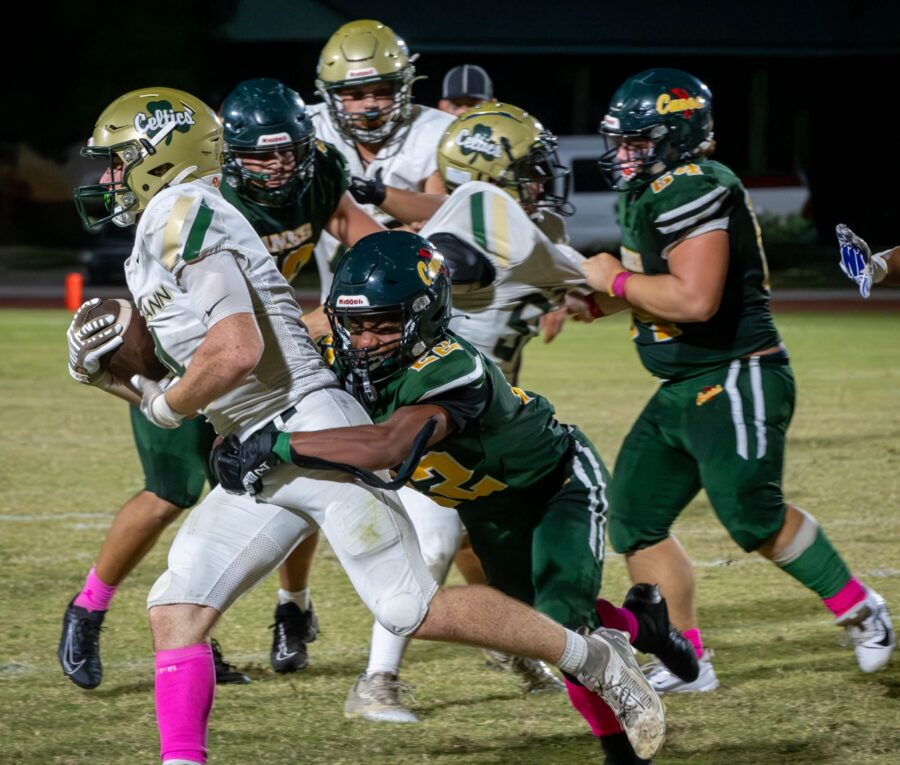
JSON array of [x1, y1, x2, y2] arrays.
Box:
[[83, 298, 169, 382]]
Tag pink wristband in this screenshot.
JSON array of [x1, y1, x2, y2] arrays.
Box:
[[610, 271, 633, 299]]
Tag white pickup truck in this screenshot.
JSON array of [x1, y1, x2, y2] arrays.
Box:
[[555, 135, 810, 254]]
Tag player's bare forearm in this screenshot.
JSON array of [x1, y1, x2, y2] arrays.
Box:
[[379, 187, 447, 225], [288, 404, 454, 470], [165, 313, 263, 415], [882, 246, 900, 285], [326, 193, 385, 247], [617, 231, 729, 323]]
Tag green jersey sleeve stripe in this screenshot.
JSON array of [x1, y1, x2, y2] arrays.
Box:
[[654, 186, 728, 224], [182, 201, 215, 263], [470, 192, 488, 250], [656, 195, 729, 236], [416, 356, 484, 402]]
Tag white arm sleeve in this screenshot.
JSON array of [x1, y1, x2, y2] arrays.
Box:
[[180, 251, 254, 328]]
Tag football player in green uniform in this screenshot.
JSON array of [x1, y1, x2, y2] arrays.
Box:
[[216, 230, 703, 764], [60, 79, 384, 688], [574, 68, 894, 690]]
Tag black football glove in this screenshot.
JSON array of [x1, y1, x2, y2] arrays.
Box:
[[210, 431, 283, 496], [348, 167, 387, 206]]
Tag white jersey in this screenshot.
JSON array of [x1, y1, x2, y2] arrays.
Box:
[[309, 103, 454, 300], [125, 176, 335, 438], [420, 182, 586, 382]]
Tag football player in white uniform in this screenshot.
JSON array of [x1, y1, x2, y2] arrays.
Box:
[[425, 102, 589, 384], [309, 19, 453, 301], [71, 86, 664, 765]]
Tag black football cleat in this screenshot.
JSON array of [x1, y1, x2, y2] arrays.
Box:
[[622, 583, 700, 683], [270, 601, 319, 673], [58, 599, 105, 689], [211, 638, 251, 685]]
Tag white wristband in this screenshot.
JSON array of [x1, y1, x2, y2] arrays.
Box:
[[150, 392, 185, 429]]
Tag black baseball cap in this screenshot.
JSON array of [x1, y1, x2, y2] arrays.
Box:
[[441, 65, 494, 101]]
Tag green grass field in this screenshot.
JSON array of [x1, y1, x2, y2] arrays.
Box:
[[0, 309, 898, 765]]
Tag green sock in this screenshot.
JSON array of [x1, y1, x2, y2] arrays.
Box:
[[778, 527, 852, 599]]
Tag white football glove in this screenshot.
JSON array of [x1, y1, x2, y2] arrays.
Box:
[[836, 224, 889, 298], [67, 298, 124, 385], [136, 376, 185, 429]]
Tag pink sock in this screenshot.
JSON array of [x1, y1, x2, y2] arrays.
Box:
[[595, 598, 640, 644], [73, 567, 118, 612], [823, 577, 867, 618], [564, 677, 622, 736], [682, 628, 703, 659], [155, 643, 215, 765]]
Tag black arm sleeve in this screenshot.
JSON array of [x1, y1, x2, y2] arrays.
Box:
[[428, 232, 496, 287]]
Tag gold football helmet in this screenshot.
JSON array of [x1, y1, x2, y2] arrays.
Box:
[[315, 19, 417, 146], [437, 102, 572, 215], [74, 87, 222, 228]]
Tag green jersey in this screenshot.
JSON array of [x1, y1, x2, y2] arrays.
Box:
[[350, 333, 572, 511], [617, 159, 780, 380], [221, 140, 349, 284]]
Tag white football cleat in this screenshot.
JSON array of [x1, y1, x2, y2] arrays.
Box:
[[836, 589, 895, 673], [576, 627, 665, 760], [483, 649, 565, 693], [344, 672, 419, 723], [643, 649, 719, 694]]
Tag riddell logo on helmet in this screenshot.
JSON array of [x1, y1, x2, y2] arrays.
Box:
[[257, 132, 292, 146], [656, 90, 705, 117], [348, 68, 378, 79], [602, 115, 620, 130], [336, 295, 370, 307]]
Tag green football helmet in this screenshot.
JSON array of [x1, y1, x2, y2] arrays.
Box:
[[221, 78, 316, 207], [599, 68, 715, 191], [74, 87, 222, 228], [437, 102, 572, 215], [326, 231, 451, 400], [315, 19, 418, 146]]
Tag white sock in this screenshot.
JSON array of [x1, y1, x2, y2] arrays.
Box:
[[163, 760, 204, 765], [556, 629, 589, 675], [278, 587, 310, 611], [365, 620, 409, 676]]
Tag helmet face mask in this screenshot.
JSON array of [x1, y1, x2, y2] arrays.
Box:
[[598, 69, 714, 192], [316, 20, 417, 147], [73, 88, 222, 229], [221, 78, 316, 207], [325, 231, 451, 401], [438, 102, 573, 216]]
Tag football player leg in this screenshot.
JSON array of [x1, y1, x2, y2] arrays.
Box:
[[59, 409, 248, 689], [269, 534, 320, 673], [700, 359, 894, 673], [609, 393, 720, 694], [345, 486, 463, 722]]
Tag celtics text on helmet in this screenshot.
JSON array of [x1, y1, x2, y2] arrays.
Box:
[[437, 102, 572, 215], [73, 87, 222, 228], [221, 78, 316, 207], [599, 68, 715, 191], [325, 230, 451, 400], [315, 19, 418, 146]]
